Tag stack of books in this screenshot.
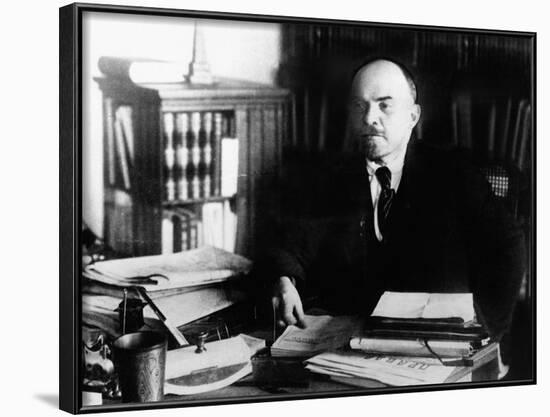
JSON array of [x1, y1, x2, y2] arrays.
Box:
[[350, 292, 490, 360], [161, 200, 237, 255], [82, 246, 252, 341], [305, 292, 491, 386]]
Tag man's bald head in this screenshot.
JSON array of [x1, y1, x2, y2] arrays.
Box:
[[351, 59, 418, 104], [348, 58, 421, 163]]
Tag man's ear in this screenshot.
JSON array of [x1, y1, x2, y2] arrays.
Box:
[[410, 104, 421, 127]]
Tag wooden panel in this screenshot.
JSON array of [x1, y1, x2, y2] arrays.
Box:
[[234, 107, 249, 257]]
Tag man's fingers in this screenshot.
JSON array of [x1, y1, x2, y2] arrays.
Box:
[[282, 300, 298, 326], [271, 276, 305, 328], [293, 300, 307, 329]]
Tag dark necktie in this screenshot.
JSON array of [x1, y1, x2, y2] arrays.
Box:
[[375, 166, 395, 238]]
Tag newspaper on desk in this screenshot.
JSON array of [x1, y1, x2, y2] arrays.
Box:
[[305, 350, 456, 386]]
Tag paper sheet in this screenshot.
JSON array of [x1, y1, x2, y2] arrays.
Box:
[[371, 291, 475, 322]]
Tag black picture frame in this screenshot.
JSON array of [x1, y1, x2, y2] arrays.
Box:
[[60, 2, 536, 414]]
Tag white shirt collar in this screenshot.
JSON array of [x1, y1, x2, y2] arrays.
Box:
[[365, 151, 406, 178]]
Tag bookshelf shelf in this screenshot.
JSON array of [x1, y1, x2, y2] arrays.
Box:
[[162, 196, 234, 207], [96, 57, 291, 258]]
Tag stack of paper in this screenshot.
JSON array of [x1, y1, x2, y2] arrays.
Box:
[[82, 246, 252, 339], [271, 315, 361, 358], [305, 350, 456, 386], [83, 246, 252, 293]]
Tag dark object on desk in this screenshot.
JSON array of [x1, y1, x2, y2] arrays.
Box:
[[193, 331, 209, 353], [364, 316, 489, 343], [113, 331, 167, 403], [249, 356, 310, 389], [114, 297, 146, 334]]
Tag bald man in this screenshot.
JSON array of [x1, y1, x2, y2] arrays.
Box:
[[257, 59, 525, 342]]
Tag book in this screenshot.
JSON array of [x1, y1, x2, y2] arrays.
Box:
[[349, 337, 475, 358], [113, 112, 132, 190], [221, 137, 239, 197], [97, 57, 187, 84], [271, 315, 362, 358], [161, 207, 199, 253]]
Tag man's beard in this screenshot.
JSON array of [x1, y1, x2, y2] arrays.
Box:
[[359, 134, 386, 162]]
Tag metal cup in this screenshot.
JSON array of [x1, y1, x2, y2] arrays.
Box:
[[113, 331, 167, 403]]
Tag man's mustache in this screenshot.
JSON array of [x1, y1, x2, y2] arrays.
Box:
[[361, 128, 385, 137]]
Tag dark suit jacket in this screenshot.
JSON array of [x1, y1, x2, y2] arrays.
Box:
[[254, 141, 526, 341]]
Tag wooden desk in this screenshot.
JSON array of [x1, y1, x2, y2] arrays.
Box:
[[92, 333, 500, 410], [160, 343, 500, 403]]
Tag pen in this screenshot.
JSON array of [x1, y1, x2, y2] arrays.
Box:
[[134, 286, 189, 347], [122, 288, 128, 335]]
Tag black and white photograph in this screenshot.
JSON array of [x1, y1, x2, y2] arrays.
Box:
[[59, 2, 536, 414]]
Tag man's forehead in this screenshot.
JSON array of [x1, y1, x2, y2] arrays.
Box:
[[351, 61, 414, 101]]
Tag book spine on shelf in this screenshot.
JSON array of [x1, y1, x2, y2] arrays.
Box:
[[182, 209, 188, 251], [161, 212, 174, 254], [113, 109, 132, 190], [174, 207, 199, 250]]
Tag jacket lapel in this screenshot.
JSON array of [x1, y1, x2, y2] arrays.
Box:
[[383, 142, 421, 243]]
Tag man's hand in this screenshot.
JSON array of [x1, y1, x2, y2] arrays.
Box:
[[271, 276, 307, 328]]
